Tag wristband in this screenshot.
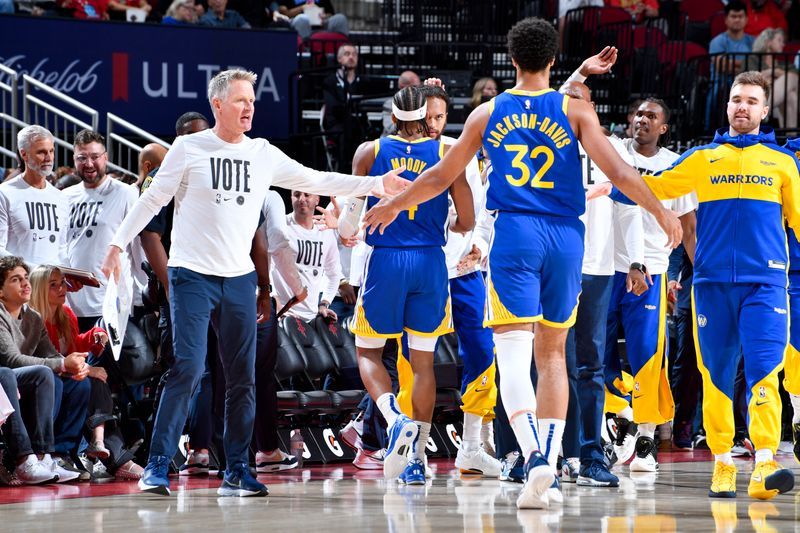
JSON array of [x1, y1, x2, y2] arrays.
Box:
[[630, 262, 647, 275]]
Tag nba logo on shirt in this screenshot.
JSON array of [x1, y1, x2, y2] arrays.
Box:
[[525, 99, 531, 110], [758, 386, 766, 399], [406, 145, 412, 154], [697, 315, 707, 327]]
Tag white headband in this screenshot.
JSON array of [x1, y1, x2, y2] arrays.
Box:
[[392, 101, 427, 122]]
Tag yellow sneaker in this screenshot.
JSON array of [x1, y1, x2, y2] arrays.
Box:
[[709, 461, 737, 498], [748, 460, 795, 500]]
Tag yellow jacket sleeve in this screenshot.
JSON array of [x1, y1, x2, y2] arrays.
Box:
[[781, 155, 800, 238], [641, 149, 701, 201]]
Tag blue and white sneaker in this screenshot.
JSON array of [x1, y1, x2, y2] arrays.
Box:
[[547, 476, 563, 504], [398, 459, 426, 486], [500, 452, 524, 483], [516, 451, 553, 509], [217, 464, 268, 497], [384, 415, 418, 479], [561, 457, 579, 483], [138, 455, 172, 496], [577, 460, 620, 487]]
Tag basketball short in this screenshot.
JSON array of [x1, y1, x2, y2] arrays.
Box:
[[485, 212, 584, 328], [352, 246, 451, 338]]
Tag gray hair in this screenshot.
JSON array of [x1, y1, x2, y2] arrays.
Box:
[[17, 125, 54, 153], [207, 69, 258, 107], [752, 28, 784, 54]]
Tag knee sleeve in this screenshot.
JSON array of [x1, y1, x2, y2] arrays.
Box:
[[356, 335, 387, 349], [407, 333, 437, 352]]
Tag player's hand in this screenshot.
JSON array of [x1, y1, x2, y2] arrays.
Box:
[[314, 196, 341, 230], [655, 208, 683, 249], [667, 279, 682, 303], [457, 244, 482, 275], [424, 77, 445, 90], [363, 197, 401, 235], [580, 46, 618, 78], [319, 305, 338, 322], [256, 289, 271, 324], [626, 269, 651, 296], [377, 165, 410, 197], [340, 235, 359, 247], [100, 246, 122, 282], [586, 182, 613, 201]]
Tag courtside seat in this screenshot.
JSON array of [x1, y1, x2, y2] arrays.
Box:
[[314, 316, 363, 390], [275, 326, 309, 418]]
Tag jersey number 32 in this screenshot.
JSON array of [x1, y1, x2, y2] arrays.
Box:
[[504, 145, 554, 189]]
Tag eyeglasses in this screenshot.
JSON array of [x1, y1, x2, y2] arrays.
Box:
[[74, 151, 106, 164]]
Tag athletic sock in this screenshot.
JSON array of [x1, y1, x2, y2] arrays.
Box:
[[494, 330, 540, 460], [638, 423, 656, 440], [618, 406, 634, 421], [377, 392, 403, 429], [414, 421, 431, 461], [754, 449, 773, 464], [537, 418, 566, 472], [462, 412, 482, 452], [790, 394, 800, 424], [715, 453, 733, 465]]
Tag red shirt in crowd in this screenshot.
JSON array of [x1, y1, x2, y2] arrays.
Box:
[[744, 0, 788, 36], [45, 304, 106, 356]]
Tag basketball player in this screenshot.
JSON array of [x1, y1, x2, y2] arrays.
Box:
[[350, 86, 475, 484], [784, 136, 800, 464], [363, 18, 681, 508]]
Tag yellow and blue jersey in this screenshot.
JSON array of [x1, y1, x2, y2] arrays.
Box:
[[643, 127, 800, 287], [785, 138, 800, 273], [366, 136, 447, 248], [482, 89, 582, 217]]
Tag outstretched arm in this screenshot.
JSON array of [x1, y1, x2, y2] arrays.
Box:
[[364, 103, 489, 234]]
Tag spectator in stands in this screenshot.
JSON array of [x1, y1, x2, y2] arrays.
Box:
[[382, 71, 421, 136], [0, 126, 69, 268], [162, 0, 198, 24], [199, 0, 250, 28], [558, 0, 603, 48], [710, 1, 755, 76], [323, 43, 364, 172], [0, 256, 91, 482], [106, 0, 152, 20], [272, 190, 341, 324], [747, 28, 798, 128], [605, 0, 658, 23], [60, 0, 110, 19], [28, 265, 145, 480], [277, 0, 349, 41], [469, 77, 498, 112], [744, 0, 788, 36]]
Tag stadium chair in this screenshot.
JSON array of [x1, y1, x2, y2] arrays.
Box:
[[785, 41, 800, 57], [633, 26, 667, 49], [315, 316, 363, 391], [679, 0, 724, 22], [709, 11, 727, 41], [307, 31, 349, 67], [274, 326, 310, 419]]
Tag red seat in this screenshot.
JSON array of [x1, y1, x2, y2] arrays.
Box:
[[785, 41, 800, 57], [710, 11, 727, 39], [658, 40, 708, 64], [598, 6, 631, 25], [633, 26, 667, 49], [680, 0, 724, 22], [307, 31, 349, 66]]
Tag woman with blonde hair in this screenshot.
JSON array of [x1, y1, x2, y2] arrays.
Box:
[[162, 0, 199, 25], [469, 77, 498, 111], [747, 28, 798, 128], [29, 265, 144, 480]]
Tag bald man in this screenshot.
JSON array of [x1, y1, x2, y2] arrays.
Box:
[[137, 143, 168, 188]]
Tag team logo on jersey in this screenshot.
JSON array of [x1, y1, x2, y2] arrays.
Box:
[[524, 99, 530, 110], [758, 386, 766, 399], [215, 194, 221, 204], [406, 145, 412, 154], [480, 375, 488, 386], [697, 314, 707, 327], [634, 381, 640, 393]]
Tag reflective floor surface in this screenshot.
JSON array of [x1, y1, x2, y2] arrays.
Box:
[[2, 450, 799, 532]]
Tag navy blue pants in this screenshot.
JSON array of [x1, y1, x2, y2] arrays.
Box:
[[52, 375, 91, 455], [149, 267, 257, 470]]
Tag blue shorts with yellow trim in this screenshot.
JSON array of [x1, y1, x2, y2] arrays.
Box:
[[485, 212, 583, 328], [352, 246, 450, 338]]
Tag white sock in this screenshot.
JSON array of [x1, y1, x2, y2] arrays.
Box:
[[618, 406, 634, 421], [377, 392, 403, 428], [494, 330, 539, 459], [480, 421, 494, 443], [791, 394, 800, 424], [715, 453, 733, 465], [538, 418, 566, 472], [413, 421, 431, 461], [638, 423, 656, 439], [462, 412, 482, 452], [755, 449, 773, 463]]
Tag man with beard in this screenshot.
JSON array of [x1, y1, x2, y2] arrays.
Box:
[[63, 130, 142, 332], [641, 71, 800, 500], [0, 125, 69, 267]]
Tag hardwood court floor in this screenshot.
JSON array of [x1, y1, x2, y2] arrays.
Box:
[[1, 450, 799, 532]]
